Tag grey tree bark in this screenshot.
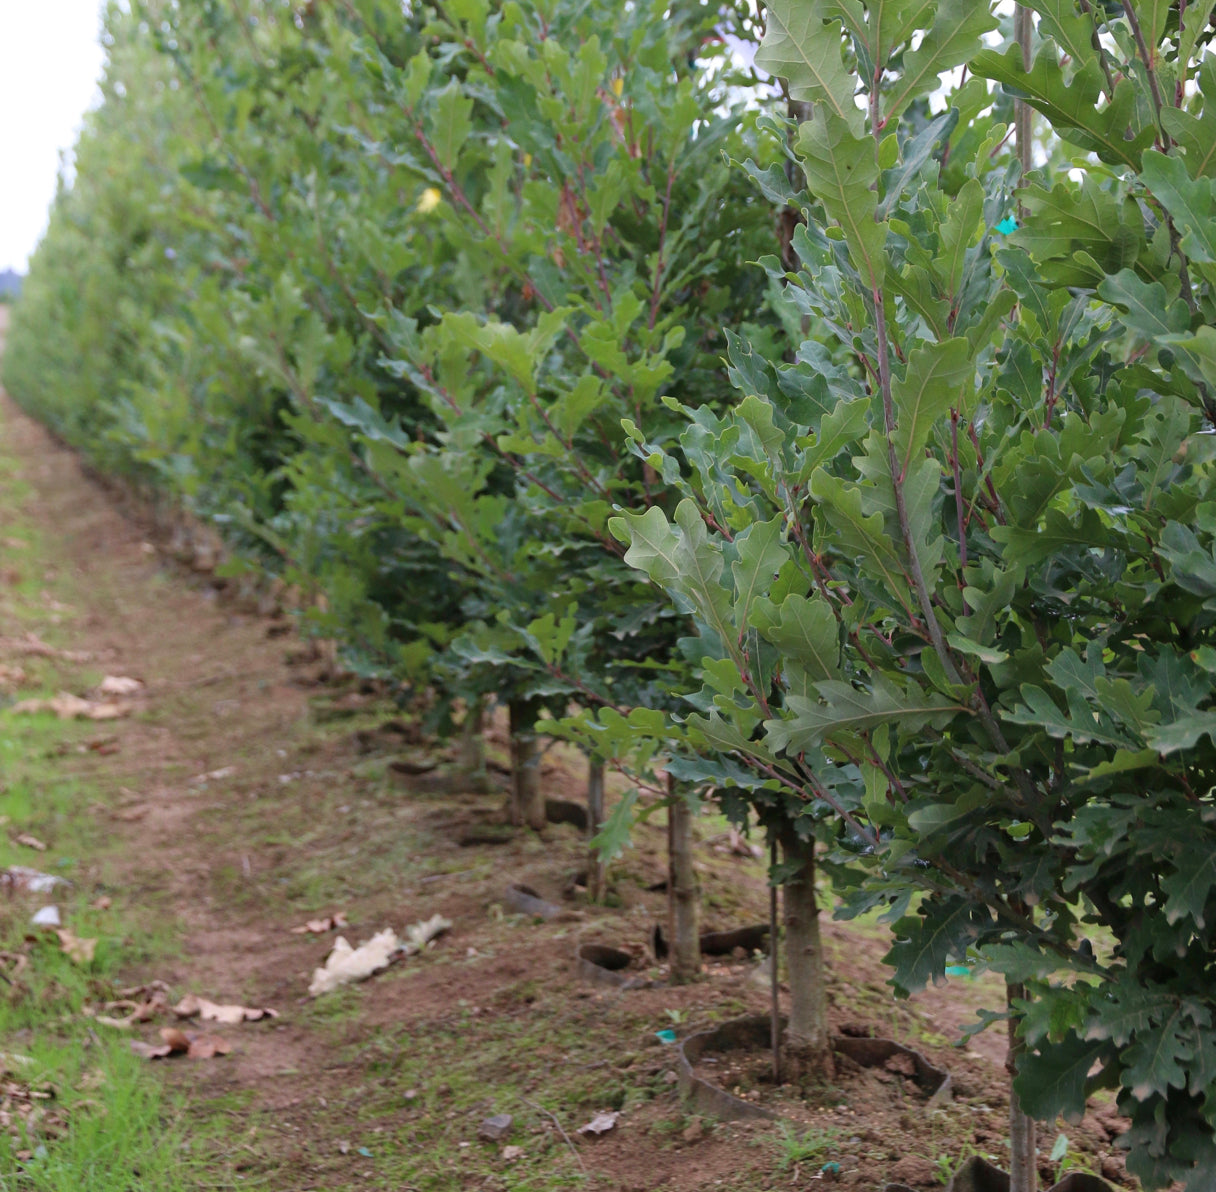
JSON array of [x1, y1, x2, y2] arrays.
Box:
[[454, 696, 492, 792], [585, 757, 606, 902], [508, 698, 546, 831], [667, 774, 701, 983], [1015, 4, 1033, 177], [780, 827, 834, 1080], [1010, 13, 1038, 1179], [769, 836, 781, 1085], [1008, 980, 1038, 1192]]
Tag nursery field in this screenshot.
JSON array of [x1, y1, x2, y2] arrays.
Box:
[[0, 308, 1133, 1192], [8, 1, 1216, 1188]]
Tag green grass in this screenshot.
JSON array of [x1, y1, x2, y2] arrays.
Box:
[[0, 712, 213, 1192], [0, 432, 229, 1192], [772, 1122, 844, 1171]]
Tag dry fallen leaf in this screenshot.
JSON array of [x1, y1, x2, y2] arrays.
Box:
[[0, 952, 29, 985], [290, 912, 348, 935], [133, 995, 167, 1022], [186, 1033, 232, 1059], [91, 985, 168, 1028], [94, 1014, 136, 1030], [46, 695, 92, 719], [117, 980, 170, 1002], [13, 834, 46, 852], [172, 993, 277, 1024], [129, 1026, 230, 1061], [501, 1145, 525, 1162], [129, 1040, 171, 1059], [0, 664, 26, 687], [131, 1027, 186, 1060], [91, 896, 112, 911], [9, 694, 132, 721], [56, 930, 97, 965], [0, 634, 92, 663], [98, 675, 143, 696]]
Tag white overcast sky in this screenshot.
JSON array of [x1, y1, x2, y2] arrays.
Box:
[[0, 2, 107, 272]]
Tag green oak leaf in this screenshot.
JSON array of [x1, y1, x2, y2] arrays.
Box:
[[971, 43, 1154, 169], [755, 0, 862, 132], [1015, 1033, 1114, 1121]]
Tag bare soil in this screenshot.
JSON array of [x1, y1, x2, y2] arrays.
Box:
[[0, 317, 1135, 1191]]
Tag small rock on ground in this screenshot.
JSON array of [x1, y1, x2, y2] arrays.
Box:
[[478, 1114, 513, 1142]]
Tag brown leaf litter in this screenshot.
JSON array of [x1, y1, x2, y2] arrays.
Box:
[[130, 1028, 232, 1061], [0, 633, 93, 663], [8, 693, 134, 721], [0, 1066, 65, 1149], [172, 993, 278, 1024], [0, 664, 26, 688], [290, 912, 348, 935], [55, 930, 97, 965]]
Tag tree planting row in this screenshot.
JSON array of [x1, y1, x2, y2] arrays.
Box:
[[7, 3, 1216, 1188]]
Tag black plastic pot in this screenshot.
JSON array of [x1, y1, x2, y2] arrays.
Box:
[[936, 1155, 1115, 1192], [652, 922, 770, 960], [676, 1014, 951, 1123], [575, 943, 654, 990], [503, 882, 564, 919]]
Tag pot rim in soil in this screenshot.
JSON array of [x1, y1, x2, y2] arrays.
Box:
[[677, 1013, 952, 1124]]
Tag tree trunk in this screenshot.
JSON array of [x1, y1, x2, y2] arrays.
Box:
[[780, 827, 834, 1081], [769, 836, 781, 1086], [585, 757, 606, 903], [508, 698, 546, 831], [1010, 42, 1039, 1174], [1008, 980, 1038, 1192], [1014, 5, 1033, 177], [666, 774, 701, 983], [454, 696, 492, 792]]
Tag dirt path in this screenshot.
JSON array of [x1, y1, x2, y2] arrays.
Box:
[[0, 307, 1130, 1191]]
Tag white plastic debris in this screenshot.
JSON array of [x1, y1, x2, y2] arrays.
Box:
[[99, 675, 144, 696], [402, 913, 452, 955], [309, 929, 400, 997], [4, 866, 69, 894], [31, 906, 61, 928], [308, 915, 452, 997], [577, 1111, 620, 1136]]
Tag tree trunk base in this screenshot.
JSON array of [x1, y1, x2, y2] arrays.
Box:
[[780, 1030, 836, 1085], [667, 779, 701, 983], [586, 758, 606, 903], [453, 698, 494, 793], [779, 828, 832, 1083], [508, 700, 546, 830]]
